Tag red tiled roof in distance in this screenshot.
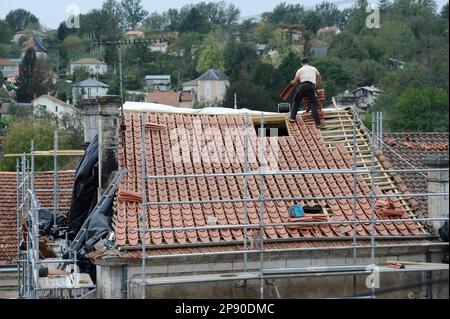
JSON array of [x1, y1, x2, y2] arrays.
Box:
[[146, 91, 180, 107], [114, 111, 427, 249], [0, 171, 75, 265], [382, 132, 449, 216], [71, 58, 107, 65], [0, 59, 19, 66]]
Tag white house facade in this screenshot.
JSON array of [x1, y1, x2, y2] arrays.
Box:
[[197, 69, 230, 104], [32, 95, 79, 119], [69, 58, 108, 75], [72, 78, 110, 105]]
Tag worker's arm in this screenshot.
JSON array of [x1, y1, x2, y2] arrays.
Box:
[[316, 72, 322, 89], [291, 74, 300, 85]]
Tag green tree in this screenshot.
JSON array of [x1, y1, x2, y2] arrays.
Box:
[[0, 116, 83, 171], [389, 86, 448, 132], [315, 2, 339, 27], [329, 32, 369, 60], [251, 62, 284, 102], [196, 29, 228, 73], [346, 0, 369, 34], [223, 80, 275, 112], [120, 0, 149, 30], [278, 50, 302, 86], [224, 40, 258, 81], [314, 58, 353, 104], [262, 3, 305, 25], [5, 9, 39, 32], [16, 50, 56, 103], [168, 32, 202, 80], [355, 59, 386, 86], [62, 35, 87, 59], [0, 20, 12, 44]]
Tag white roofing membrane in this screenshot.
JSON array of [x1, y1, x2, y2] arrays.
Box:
[[123, 101, 280, 115]]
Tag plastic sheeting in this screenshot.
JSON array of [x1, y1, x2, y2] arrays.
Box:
[[66, 134, 115, 257], [67, 135, 99, 238]]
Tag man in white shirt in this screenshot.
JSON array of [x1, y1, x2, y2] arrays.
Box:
[[288, 58, 322, 127]]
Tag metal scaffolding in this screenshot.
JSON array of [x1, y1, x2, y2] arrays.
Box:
[[128, 108, 449, 299], [12, 107, 449, 299], [16, 131, 94, 299]]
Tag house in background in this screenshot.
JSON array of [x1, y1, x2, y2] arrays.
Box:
[[145, 75, 171, 92], [182, 79, 199, 95], [12, 31, 27, 44], [317, 26, 342, 36], [278, 24, 305, 52], [352, 85, 382, 110], [32, 95, 80, 119], [72, 78, 110, 105], [197, 69, 230, 105], [6, 71, 19, 84], [0, 59, 19, 78], [20, 36, 48, 59], [125, 30, 145, 41], [69, 58, 108, 75]]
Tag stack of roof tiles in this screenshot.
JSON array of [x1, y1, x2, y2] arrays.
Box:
[[382, 133, 449, 217], [114, 112, 425, 250], [0, 171, 75, 265]]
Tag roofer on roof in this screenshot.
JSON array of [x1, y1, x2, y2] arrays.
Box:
[[288, 58, 322, 127]]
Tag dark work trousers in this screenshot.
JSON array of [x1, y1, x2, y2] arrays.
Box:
[[290, 82, 321, 126]]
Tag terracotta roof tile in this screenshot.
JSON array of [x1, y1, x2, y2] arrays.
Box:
[[114, 111, 428, 250], [0, 171, 75, 265], [382, 132, 449, 219]]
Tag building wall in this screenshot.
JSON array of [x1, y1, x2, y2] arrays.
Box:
[[70, 64, 108, 75], [95, 246, 448, 299], [32, 98, 78, 119], [198, 80, 229, 104], [0, 268, 18, 299], [0, 65, 19, 75]]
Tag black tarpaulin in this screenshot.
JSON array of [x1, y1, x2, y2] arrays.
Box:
[[67, 135, 99, 238]]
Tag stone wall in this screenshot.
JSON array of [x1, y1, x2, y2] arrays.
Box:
[[95, 246, 449, 299]]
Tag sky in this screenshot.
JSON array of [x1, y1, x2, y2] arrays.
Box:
[[0, 0, 448, 29]]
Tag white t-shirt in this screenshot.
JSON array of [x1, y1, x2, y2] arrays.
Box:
[[296, 65, 320, 85]]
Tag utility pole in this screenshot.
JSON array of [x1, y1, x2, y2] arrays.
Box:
[[119, 46, 123, 102], [234, 93, 238, 109]]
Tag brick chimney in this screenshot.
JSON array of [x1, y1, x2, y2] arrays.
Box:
[[83, 95, 121, 195], [423, 156, 449, 235]]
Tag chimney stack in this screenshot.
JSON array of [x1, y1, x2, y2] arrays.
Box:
[[83, 95, 121, 195], [423, 156, 449, 235]]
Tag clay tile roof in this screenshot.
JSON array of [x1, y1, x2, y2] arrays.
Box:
[[146, 91, 180, 107], [71, 58, 107, 65], [126, 30, 144, 36], [0, 171, 75, 265], [113, 109, 429, 251], [382, 132, 449, 216], [0, 59, 19, 66]]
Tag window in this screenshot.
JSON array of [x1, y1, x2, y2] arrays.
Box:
[[55, 106, 58, 113]]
